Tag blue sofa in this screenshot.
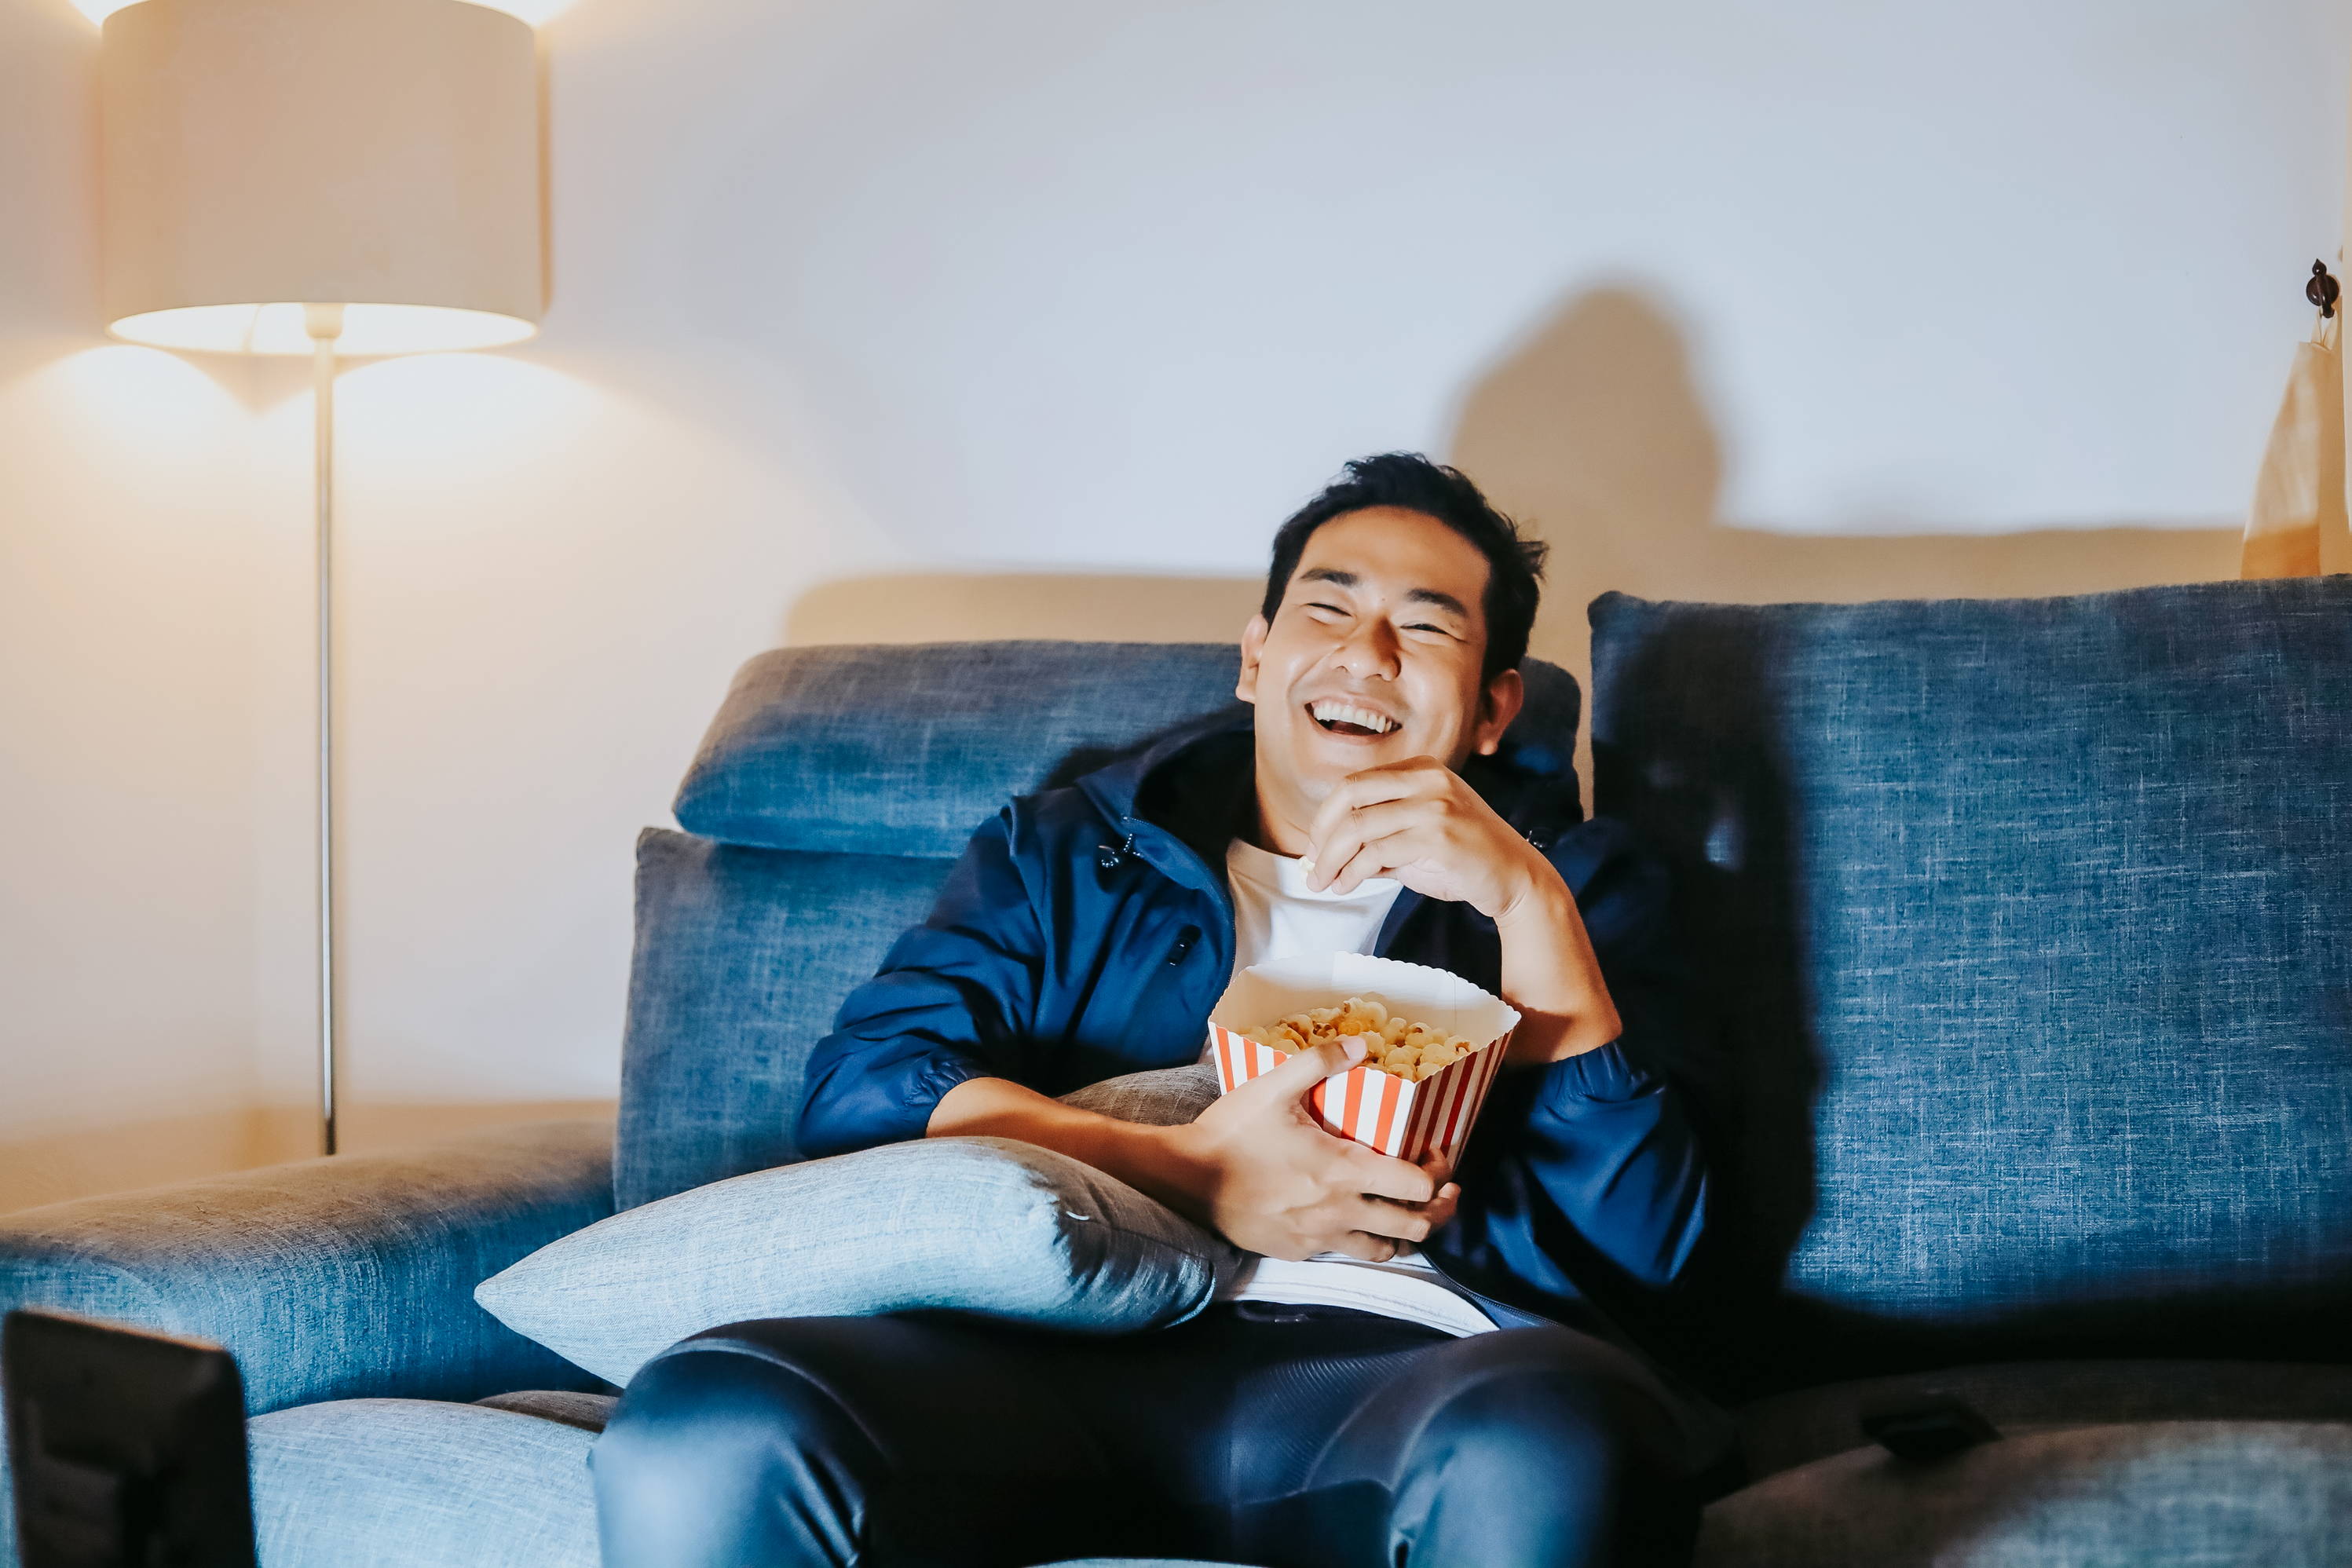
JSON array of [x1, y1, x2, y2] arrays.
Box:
[[5, 579, 2350, 1566]]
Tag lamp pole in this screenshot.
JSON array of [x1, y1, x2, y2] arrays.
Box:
[[306, 302, 343, 1157]]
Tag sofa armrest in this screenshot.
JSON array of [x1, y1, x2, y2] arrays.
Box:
[[0, 1119, 615, 1413]]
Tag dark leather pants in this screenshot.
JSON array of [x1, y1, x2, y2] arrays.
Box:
[[591, 1304, 1704, 1568]]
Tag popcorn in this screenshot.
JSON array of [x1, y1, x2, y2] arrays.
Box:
[[1246, 995, 1483, 1083], [1208, 952, 1520, 1163]]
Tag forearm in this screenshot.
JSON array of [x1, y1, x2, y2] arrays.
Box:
[[927, 1076, 1218, 1222], [1494, 861, 1624, 1065]]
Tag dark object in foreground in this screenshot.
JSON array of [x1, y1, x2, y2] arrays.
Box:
[[1861, 1392, 2003, 1463], [3, 1308, 256, 1568]]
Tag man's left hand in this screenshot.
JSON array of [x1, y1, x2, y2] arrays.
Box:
[[1304, 756, 1560, 921]]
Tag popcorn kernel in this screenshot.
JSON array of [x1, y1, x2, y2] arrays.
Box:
[[1247, 996, 1490, 1083]]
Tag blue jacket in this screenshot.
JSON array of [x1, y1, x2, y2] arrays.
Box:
[[799, 710, 1710, 1341]]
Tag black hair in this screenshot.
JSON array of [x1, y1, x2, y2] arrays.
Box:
[[1260, 453, 1547, 682]]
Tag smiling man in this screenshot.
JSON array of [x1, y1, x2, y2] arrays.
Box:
[[595, 455, 1721, 1568]]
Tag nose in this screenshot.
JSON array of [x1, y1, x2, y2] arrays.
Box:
[[1330, 614, 1401, 683]]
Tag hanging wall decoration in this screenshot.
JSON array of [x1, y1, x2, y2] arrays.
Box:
[[2242, 260, 2349, 578]]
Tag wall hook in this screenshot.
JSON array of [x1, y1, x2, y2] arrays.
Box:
[[2307, 260, 2339, 319]]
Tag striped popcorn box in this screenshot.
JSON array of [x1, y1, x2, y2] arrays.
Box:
[[1206, 952, 1519, 1165]]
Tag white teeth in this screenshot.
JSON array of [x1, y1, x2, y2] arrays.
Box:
[[1309, 700, 1398, 735]]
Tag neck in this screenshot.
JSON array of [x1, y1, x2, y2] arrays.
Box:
[[1249, 777, 1317, 859]]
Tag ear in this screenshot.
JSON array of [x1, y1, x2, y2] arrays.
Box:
[[1471, 667, 1524, 756], [1236, 613, 1269, 705]]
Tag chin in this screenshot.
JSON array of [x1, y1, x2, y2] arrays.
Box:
[[1288, 769, 1341, 806]]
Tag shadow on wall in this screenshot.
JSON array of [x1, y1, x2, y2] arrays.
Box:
[[1448, 283, 2259, 701], [789, 283, 2273, 688]]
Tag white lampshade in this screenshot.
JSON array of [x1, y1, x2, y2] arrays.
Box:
[[100, 0, 543, 356]]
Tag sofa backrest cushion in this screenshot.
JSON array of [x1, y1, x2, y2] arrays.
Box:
[[1589, 579, 2352, 1384], [669, 641, 1582, 857], [624, 640, 1581, 1208], [616, 832, 953, 1209]]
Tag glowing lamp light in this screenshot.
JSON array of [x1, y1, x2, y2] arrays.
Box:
[[74, 0, 569, 30], [100, 0, 543, 357], [108, 303, 539, 358]]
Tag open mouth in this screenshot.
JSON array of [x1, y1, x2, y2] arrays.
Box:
[[1307, 699, 1400, 738]]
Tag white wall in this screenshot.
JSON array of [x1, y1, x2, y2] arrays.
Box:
[[2, 0, 2346, 1208], [0, 0, 277, 1204]]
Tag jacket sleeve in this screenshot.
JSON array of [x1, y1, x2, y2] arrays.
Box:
[[796, 809, 1048, 1159], [1426, 821, 1710, 1321]]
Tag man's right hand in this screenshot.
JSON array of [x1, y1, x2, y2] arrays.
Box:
[[1165, 1036, 1460, 1262]]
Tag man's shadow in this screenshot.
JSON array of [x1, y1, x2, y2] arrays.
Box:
[[1447, 285, 2255, 1393], [1448, 283, 2251, 750]]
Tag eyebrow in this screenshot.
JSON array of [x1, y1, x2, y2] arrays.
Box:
[[1298, 567, 1472, 622]]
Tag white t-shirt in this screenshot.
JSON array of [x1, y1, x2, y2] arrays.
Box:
[[1214, 837, 1498, 1338]]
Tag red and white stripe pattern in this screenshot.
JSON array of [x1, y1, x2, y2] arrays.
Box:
[[1207, 1022, 1513, 1164]]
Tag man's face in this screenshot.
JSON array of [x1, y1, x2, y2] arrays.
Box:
[[1238, 506, 1523, 831]]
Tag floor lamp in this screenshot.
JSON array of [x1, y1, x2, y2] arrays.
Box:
[[97, 0, 546, 1155]]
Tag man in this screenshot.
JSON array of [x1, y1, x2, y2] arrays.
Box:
[[595, 455, 1718, 1566]]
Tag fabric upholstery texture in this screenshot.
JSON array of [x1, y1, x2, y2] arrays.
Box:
[[615, 830, 953, 1208], [1734, 1358, 2352, 1480], [0, 1120, 612, 1568], [1057, 1063, 1223, 1128], [248, 1398, 600, 1568], [474, 1390, 619, 1433], [1589, 579, 2352, 1387], [671, 641, 1583, 860], [1694, 1420, 2352, 1567], [674, 641, 1245, 859], [480, 1135, 1240, 1385], [0, 1120, 613, 1413]]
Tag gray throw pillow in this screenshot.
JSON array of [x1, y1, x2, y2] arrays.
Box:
[[475, 1068, 1235, 1386], [1055, 1062, 1220, 1126]]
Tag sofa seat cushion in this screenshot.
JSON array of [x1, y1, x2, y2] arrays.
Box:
[[249, 1398, 598, 1568], [1699, 1420, 2352, 1567], [1735, 1359, 2352, 1479]]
